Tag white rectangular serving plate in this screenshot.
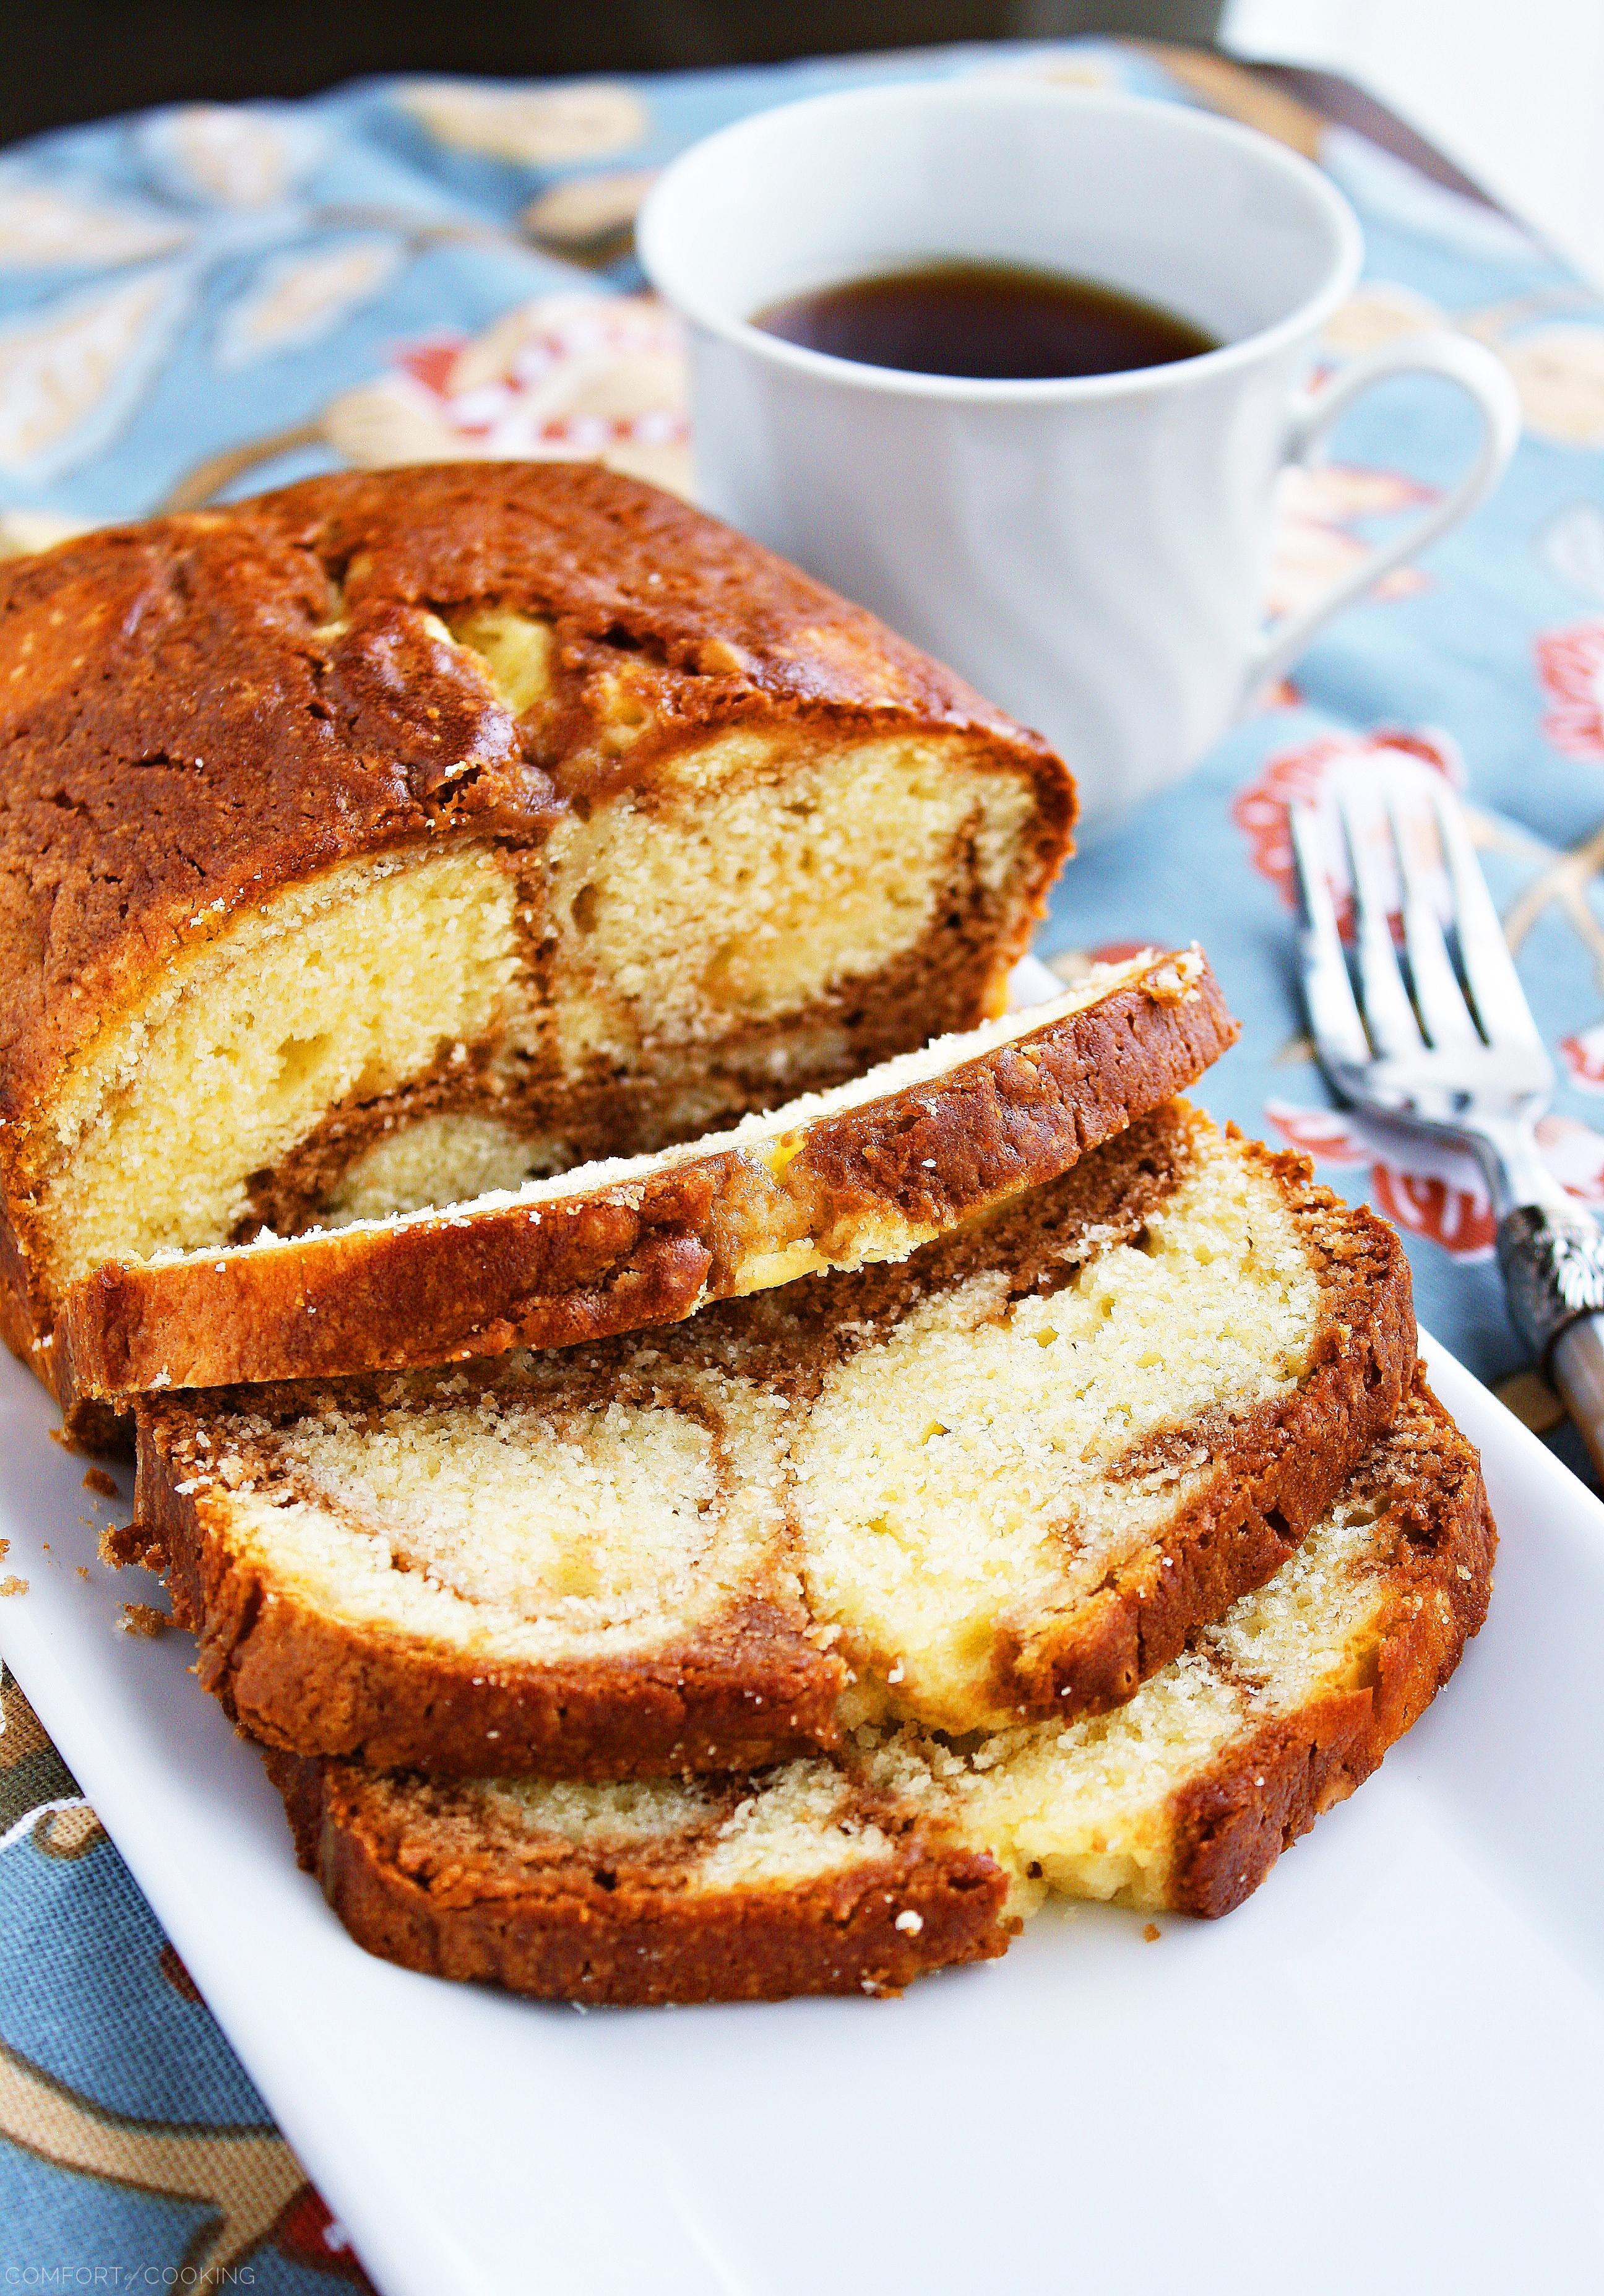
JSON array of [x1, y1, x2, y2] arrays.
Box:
[[4, 1329, 1603, 2295]]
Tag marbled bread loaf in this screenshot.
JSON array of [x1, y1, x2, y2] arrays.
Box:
[[129, 1103, 1415, 1779], [0, 462, 1072, 1426], [267, 1379, 1491, 2003], [61, 947, 1233, 1403]]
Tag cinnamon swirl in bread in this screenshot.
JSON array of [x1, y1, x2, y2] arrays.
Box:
[[0, 462, 1072, 1428], [265, 1380, 1489, 2002], [60, 947, 1231, 1404], [129, 1105, 1414, 1780]]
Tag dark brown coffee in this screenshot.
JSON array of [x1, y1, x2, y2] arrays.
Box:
[[752, 260, 1218, 382]]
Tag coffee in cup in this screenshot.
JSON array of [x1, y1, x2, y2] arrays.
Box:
[[640, 82, 1520, 834]]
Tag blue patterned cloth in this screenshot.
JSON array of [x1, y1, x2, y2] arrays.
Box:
[[4, 41, 1604, 2286]]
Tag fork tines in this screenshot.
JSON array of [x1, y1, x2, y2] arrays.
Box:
[[1289, 782, 1541, 1063], [1288, 801, 1369, 1064]]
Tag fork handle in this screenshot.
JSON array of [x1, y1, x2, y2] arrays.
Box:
[[1498, 1205, 1604, 1477]]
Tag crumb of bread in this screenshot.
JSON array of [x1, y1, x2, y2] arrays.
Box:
[[77, 1567, 90, 1580], [1143, 1922, 1162, 1942], [0, 1576, 28, 1596], [119, 1603, 171, 1637], [1145, 947, 1204, 1004], [82, 1467, 118, 1498], [97, 1525, 133, 1569]]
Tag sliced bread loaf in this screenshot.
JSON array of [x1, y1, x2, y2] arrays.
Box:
[[1, 462, 1073, 1431], [268, 1379, 1491, 2003], [129, 1102, 1415, 1778], [59, 947, 1234, 1405]]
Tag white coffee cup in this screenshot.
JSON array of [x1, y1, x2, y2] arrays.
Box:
[[639, 82, 1521, 834]]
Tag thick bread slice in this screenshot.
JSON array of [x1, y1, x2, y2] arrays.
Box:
[[130, 1103, 1415, 1777], [58, 947, 1235, 1404], [2, 462, 1076, 1426], [266, 1746, 1014, 2006], [879, 1374, 1493, 1918], [269, 1379, 1490, 2003]]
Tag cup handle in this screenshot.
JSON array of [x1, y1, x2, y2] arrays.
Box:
[[1244, 330, 1523, 699]]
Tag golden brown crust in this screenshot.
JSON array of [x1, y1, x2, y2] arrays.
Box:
[[66, 1167, 723, 1405], [127, 1105, 1415, 1780], [133, 1445, 848, 1779], [1163, 1374, 1493, 1915], [59, 955, 1236, 1402], [0, 1207, 46, 1392], [714, 1113, 1416, 1728], [265, 1749, 1013, 2005], [995, 1138, 1418, 1719], [0, 462, 1069, 1134], [0, 460, 1075, 1386], [260, 1380, 1490, 2001]]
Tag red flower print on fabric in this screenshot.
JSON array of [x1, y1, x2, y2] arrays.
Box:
[[1088, 939, 1155, 966], [1368, 1165, 1498, 1258], [1233, 727, 1462, 912], [1562, 1024, 1604, 1090], [348, 294, 691, 488], [1266, 1099, 1604, 1260], [1266, 1098, 1495, 1259], [274, 2186, 377, 2285], [1535, 619, 1604, 760], [1534, 1112, 1604, 1204]]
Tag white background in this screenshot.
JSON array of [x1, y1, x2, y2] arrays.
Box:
[[1223, 0, 1604, 282]]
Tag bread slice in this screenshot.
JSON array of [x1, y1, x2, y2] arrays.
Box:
[[129, 1102, 1415, 1778], [267, 1743, 1015, 2006], [267, 1379, 1490, 2003], [58, 947, 1235, 1405], [0, 462, 1073, 1427]]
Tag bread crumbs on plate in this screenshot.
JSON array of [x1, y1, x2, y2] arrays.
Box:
[[119, 1603, 171, 1638]]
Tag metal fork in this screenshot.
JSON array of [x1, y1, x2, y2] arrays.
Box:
[[1290, 782, 1604, 1474]]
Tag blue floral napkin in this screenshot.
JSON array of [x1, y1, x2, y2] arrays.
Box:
[[4, 39, 1604, 2286]]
